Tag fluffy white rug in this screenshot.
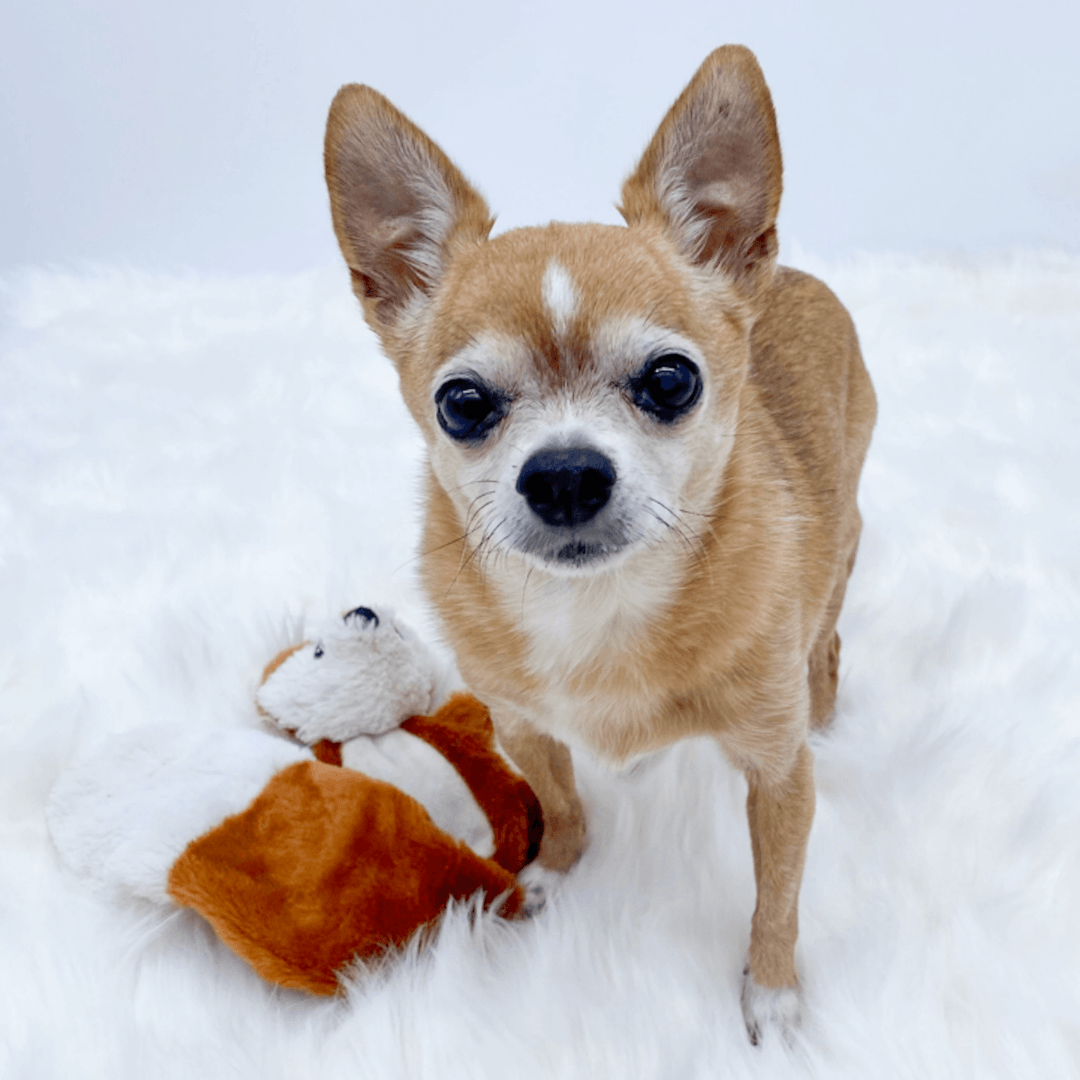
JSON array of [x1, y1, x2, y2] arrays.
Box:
[[1, 253, 1078, 1078]]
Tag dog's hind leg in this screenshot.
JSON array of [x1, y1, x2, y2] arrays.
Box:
[[808, 528, 861, 729], [807, 629, 841, 730]]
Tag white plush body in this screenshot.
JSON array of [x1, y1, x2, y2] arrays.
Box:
[[342, 734, 493, 858], [47, 727, 313, 903]]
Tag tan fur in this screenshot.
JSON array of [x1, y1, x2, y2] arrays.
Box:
[[324, 45, 876, 1030]]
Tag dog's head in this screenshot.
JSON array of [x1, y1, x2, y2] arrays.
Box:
[[324, 46, 781, 578]]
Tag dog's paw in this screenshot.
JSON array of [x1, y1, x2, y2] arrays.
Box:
[[516, 860, 567, 918], [740, 964, 802, 1046]]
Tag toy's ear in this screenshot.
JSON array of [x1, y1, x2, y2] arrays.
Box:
[[619, 45, 782, 295], [260, 641, 305, 686]]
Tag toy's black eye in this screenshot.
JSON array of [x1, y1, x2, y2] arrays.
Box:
[[313, 643, 324, 659], [435, 378, 506, 442], [629, 355, 702, 423]]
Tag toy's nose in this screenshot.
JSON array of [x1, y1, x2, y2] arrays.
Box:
[[344, 606, 379, 627], [516, 447, 616, 528]]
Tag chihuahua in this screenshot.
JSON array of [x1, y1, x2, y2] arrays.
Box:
[[324, 45, 876, 1041]]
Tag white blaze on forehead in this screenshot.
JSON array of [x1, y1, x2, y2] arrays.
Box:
[[541, 260, 579, 338]]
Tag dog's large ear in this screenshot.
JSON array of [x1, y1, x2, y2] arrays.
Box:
[[325, 86, 494, 329], [619, 46, 782, 293]]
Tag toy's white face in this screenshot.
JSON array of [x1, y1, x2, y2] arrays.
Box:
[[256, 606, 438, 744]]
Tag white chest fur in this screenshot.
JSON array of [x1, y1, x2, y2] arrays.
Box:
[[519, 551, 677, 672], [502, 550, 681, 758]]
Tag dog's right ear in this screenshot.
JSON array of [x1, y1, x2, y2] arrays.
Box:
[[619, 46, 782, 296], [324, 86, 494, 332]]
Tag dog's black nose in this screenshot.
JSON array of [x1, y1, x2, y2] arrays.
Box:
[[516, 447, 616, 528]]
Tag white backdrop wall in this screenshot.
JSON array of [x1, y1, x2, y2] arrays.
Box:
[[2, 0, 1079, 274]]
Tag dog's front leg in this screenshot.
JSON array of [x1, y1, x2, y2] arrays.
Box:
[[492, 710, 586, 874], [740, 740, 815, 1044]]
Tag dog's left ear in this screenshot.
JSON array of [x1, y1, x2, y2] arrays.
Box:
[[324, 86, 494, 332], [619, 46, 782, 295]]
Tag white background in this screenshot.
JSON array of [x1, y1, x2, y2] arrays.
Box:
[[2, 0, 1079, 272]]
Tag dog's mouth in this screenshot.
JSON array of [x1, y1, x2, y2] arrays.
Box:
[[551, 538, 619, 568], [510, 523, 635, 575]]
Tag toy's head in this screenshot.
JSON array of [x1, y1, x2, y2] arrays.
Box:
[[256, 605, 441, 745]]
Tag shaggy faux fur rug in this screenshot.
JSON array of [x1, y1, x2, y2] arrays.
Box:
[[1, 253, 1078, 1078]]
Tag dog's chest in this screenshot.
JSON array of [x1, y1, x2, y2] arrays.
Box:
[[519, 567, 662, 671], [512, 564, 677, 753]]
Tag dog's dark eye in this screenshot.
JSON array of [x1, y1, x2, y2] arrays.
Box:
[[629, 355, 702, 423], [435, 379, 507, 442]]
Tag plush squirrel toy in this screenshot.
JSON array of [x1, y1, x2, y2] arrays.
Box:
[[47, 606, 543, 995]]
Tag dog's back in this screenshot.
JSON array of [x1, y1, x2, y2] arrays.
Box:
[[749, 266, 876, 722], [753, 267, 875, 514]]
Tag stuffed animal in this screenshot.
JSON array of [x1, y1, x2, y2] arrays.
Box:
[[47, 605, 543, 995]]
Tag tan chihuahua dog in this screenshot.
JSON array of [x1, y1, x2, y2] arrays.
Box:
[[324, 45, 875, 1041]]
